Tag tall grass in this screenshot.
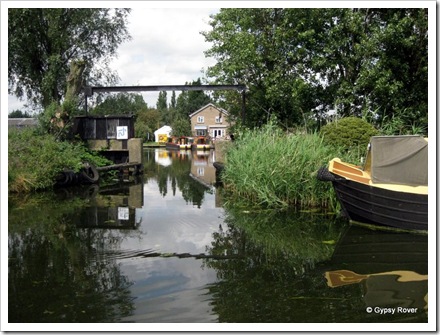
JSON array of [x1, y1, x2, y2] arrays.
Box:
[[221, 122, 359, 209]]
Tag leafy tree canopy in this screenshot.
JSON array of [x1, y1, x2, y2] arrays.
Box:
[[202, 8, 428, 134], [8, 8, 131, 109], [90, 93, 147, 116], [175, 78, 212, 117]]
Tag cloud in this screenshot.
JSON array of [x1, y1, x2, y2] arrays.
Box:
[[108, 7, 219, 107], [6, 7, 219, 112]]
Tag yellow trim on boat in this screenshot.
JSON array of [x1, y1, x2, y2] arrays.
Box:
[[329, 158, 428, 195]]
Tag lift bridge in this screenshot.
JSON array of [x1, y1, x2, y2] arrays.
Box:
[[70, 84, 247, 184], [83, 84, 247, 122]]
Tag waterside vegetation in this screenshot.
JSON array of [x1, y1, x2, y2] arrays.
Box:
[[220, 119, 373, 210], [8, 128, 112, 194]]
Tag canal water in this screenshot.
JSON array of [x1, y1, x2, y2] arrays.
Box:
[[7, 148, 429, 329]]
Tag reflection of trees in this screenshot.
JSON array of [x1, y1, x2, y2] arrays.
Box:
[[205, 209, 345, 279], [8, 192, 136, 322], [202, 208, 368, 322], [214, 208, 345, 270], [203, 209, 427, 322], [148, 149, 212, 208]]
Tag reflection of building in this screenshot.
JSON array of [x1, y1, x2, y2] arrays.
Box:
[[189, 103, 231, 138], [155, 150, 172, 167], [75, 182, 143, 229], [189, 151, 216, 188], [188, 150, 224, 208]]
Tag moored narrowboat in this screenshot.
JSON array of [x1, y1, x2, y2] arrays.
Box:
[[166, 136, 193, 150], [191, 136, 214, 151], [317, 135, 428, 231]]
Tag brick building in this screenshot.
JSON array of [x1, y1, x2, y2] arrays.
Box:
[[189, 103, 232, 139]]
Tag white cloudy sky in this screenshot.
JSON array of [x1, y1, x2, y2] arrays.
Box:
[[5, 5, 220, 112], [103, 7, 220, 107]]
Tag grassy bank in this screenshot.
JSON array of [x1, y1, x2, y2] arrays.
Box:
[[8, 128, 112, 193], [220, 123, 361, 209]]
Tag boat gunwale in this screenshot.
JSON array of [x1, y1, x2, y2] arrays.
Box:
[[329, 158, 428, 195]]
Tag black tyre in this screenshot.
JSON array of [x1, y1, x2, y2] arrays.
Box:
[[81, 162, 99, 183], [317, 166, 335, 182]]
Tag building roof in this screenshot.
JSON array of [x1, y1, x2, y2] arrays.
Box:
[[188, 103, 229, 118], [154, 125, 172, 134]]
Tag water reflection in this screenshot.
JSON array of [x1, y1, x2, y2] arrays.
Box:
[[75, 183, 143, 230], [145, 148, 218, 208], [202, 208, 348, 323], [8, 191, 136, 323], [324, 226, 428, 322], [7, 148, 428, 325]]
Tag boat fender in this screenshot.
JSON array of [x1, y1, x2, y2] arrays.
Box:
[[317, 166, 336, 182]]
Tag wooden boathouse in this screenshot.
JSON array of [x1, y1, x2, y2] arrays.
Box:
[[72, 115, 143, 177]]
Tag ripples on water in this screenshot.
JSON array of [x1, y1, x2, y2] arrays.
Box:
[[7, 148, 429, 327]]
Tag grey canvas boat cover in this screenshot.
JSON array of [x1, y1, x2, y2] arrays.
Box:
[[369, 136, 428, 186]]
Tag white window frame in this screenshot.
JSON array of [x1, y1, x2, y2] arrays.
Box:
[[215, 116, 222, 123], [197, 116, 204, 123]]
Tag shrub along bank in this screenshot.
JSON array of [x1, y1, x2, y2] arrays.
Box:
[[220, 121, 363, 209], [8, 128, 112, 193]]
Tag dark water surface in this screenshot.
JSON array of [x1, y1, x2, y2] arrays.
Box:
[[8, 148, 428, 328]]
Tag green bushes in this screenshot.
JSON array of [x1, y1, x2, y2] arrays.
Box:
[[320, 117, 378, 150], [8, 128, 111, 193], [221, 122, 353, 209]]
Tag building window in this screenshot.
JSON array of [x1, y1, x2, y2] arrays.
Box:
[[213, 129, 224, 138], [197, 116, 204, 123], [196, 129, 206, 136], [215, 116, 222, 123]]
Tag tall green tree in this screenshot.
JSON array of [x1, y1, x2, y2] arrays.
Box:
[[356, 9, 428, 131], [90, 93, 147, 116], [8, 8, 131, 109], [156, 91, 172, 125], [135, 108, 161, 141], [170, 117, 192, 137], [175, 78, 212, 117], [156, 91, 168, 112], [203, 8, 428, 133], [170, 91, 177, 110]]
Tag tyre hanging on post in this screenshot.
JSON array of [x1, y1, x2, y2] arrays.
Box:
[[80, 162, 99, 183]]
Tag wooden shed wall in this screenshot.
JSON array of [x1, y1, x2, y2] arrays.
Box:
[[73, 116, 135, 140]]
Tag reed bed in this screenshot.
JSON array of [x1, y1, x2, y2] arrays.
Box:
[[221, 123, 354, 209]]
